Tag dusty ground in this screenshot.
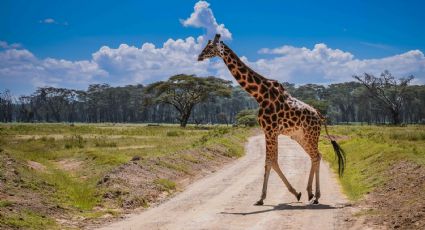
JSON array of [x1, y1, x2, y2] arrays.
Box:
[[357, 161, 425, 229], [96, 146, 233, 213], [98, 135, 351, 230]]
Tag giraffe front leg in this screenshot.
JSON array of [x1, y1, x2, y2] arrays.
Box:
[[272, 161, 301, 201], [255, 133, 277, 205], [255, 163, 272, 205]]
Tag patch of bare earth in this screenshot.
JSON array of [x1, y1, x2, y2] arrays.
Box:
[[27, 160, 47, 172], [358, 161, 425, 229], [0, 153, 71, 229], [86, 145, 235, 228], [56, 159, 82, 172], [322, 134, 351, 141]]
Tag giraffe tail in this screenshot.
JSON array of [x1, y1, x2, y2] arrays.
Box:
[[322, 118, 346, 177]]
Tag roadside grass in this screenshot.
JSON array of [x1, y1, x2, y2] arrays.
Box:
[[319, 125, 425, 200], [0, 209, 59, 230], [154, 178, 176, 192], [0, 123, 253, 229]]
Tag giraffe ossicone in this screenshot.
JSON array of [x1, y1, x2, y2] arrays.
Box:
[[198, 34, 346, 205]]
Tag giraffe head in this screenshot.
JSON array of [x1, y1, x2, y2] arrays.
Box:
[[198, 34, 223, 61]]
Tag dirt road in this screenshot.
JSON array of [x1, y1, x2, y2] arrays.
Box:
[[99, 135, 349, 230]]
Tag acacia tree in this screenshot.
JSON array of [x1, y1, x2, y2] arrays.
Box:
[[354, 70, 414, 125], [145, 74, 232, 127]]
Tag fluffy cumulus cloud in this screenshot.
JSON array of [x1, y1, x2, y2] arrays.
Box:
[[1, 0, 424, 95], [0, 48, 107, 92], [180, 1, 232, 40], [254, 44, 425, 84]]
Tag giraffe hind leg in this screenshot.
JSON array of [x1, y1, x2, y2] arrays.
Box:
[[307, 158, 315, 201], [313, 153, 322, 204], [295, 136, 320, 203]]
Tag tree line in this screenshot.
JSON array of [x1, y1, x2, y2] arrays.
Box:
[[1, 71, 424, 125]]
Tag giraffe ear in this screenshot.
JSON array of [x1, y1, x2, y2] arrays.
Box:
[[213, 34, 221, 44]]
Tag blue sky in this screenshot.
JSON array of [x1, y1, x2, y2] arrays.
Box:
[[1, 0, 425, 95]]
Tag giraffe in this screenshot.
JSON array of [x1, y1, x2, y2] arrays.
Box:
[[198, 34, 346, 205]]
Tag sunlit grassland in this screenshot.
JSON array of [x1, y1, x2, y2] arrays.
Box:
[[319, 125, 425, 200], [0, 123, 254, 229]]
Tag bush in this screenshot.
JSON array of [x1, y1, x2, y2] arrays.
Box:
[[236, 109, 258, 127], [237, 115, 258, 127]]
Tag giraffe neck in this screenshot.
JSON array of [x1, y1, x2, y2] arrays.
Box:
[[219, 43, 272, 101]]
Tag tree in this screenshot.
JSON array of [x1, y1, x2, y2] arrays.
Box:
[[145, 74, 232, 127], [0, 89, 13, 122], [236, 109, 258, 127], [354, 71, 414, 125], [217, 113, 229, 126], [326, 82, 362, 123]]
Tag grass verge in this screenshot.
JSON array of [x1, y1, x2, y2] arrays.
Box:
[[319, 125, 425, 200], [0, 123, 254, 229]]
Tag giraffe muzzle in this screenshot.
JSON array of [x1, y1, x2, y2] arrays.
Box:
[[197, 56, 204, 61]]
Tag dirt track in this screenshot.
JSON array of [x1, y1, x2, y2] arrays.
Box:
[[99, 135, 349, 230]]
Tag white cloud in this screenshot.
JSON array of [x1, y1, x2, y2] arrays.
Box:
[[253, 43, 425, 84], [39, 18, 56, 24], [0, 48, 107, 92], [39, 18, 68, 26], [0, 40, 22, 49], [0, 36, 221, 94], [180, 1, 232, 40], [91, 36, 213, 84]]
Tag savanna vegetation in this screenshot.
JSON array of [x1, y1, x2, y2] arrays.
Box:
[[320, 125, 425, 228], [1, 71, 424, 125], [0, 123, 254, 229], [1, 71, 424, 229]]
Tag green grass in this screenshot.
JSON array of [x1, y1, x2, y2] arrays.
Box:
[[319, 125, 425, 200], [0, 209, 59, 230], [0, 123, 254, 228], [154, 178, 176, 192], [0, 200, 14, 207]]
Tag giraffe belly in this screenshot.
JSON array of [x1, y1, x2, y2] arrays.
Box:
[[281, 126, 304, 140]]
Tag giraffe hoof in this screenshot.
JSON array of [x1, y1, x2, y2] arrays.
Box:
[[254, 200, 264, 206], [296, 192, 302, 201], [313, 200, 319, 205], [308, 194, 314, 201]]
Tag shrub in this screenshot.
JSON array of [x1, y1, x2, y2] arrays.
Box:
[[236, 109, 258, 127]]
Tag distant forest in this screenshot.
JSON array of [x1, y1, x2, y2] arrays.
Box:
[[1, 71, 425, 125]]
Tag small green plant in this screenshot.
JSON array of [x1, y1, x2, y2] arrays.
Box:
[[0, 200, 14, 207], [154, 178, 176, 192], [195, 127, 231, 145]]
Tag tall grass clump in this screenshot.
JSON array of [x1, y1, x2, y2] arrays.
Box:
[[64, 135, 85, 149]]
